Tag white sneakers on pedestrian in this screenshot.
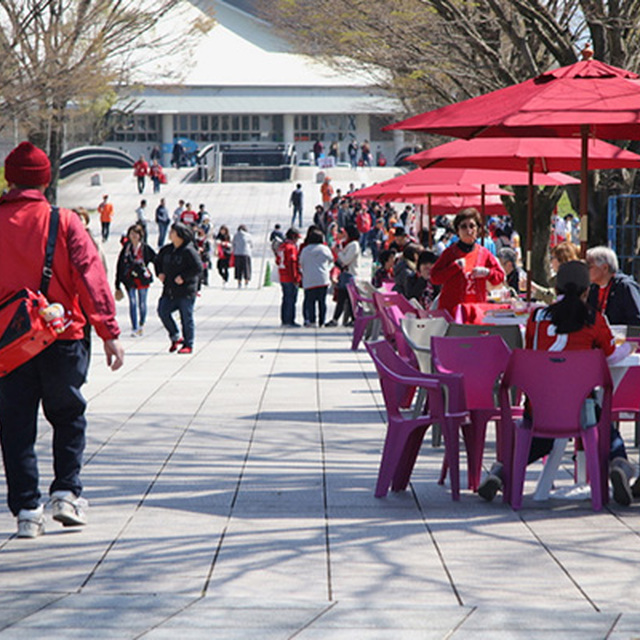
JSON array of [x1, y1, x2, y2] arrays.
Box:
[[50, 491, 87, 527], [17, 505, 45, 539]]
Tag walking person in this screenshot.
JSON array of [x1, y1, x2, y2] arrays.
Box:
[[115, 225, 157, 337], [133, 155, 149, 194], [155, 223, 203, 354], [232, 224, 253, 287], [135, 199, 148, 239], [299, 227, 334, 327], [276, 227, 302, 326], [215, 225, 232, 286], [97, 194, 113, 242], [149, 159, 164, 194], [289, 183, 303, 227], [0, 141, 124, 538], [155, 197, 170, 247]]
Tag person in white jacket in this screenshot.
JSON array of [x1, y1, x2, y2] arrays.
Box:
[[232, 224, 253, 287], [325, 224, 360, 327], [299, 227, 334, 327]]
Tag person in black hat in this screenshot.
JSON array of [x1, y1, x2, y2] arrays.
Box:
[[155, 222, 203, 354]]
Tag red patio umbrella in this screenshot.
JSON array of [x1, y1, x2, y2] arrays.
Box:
[[384, 51, 640, 253]]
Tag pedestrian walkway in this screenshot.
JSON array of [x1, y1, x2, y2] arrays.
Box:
[[0, 171, 640, 638]]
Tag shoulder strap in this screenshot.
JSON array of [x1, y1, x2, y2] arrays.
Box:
[[40, 205, 59, 295]]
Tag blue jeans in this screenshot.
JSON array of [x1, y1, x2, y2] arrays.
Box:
[[280, 282, 298, 325], [0, 340, 89, 515], [291, 206, 302, 227], [127, 287, 148, 331], [158, 295, 195, 348], [157, 221, 169, 247], [303, 286, 328, 325]]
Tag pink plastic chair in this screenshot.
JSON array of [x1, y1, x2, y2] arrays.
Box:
[[431, 335, 512, 491], [365, 340, 469, 500], [346, 281, 377, 350], [612, 365, 640, 447], [372, 291, 419, 347], [499, 349, 613, 511]]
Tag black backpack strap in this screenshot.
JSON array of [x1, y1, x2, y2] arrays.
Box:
[[40, 205, 60, 295]]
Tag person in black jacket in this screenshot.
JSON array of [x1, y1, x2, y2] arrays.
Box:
[[155, 222, 203, 354], [586, 246, 640, 326]]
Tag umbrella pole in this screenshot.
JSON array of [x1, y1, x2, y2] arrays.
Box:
[[427, 196, 432, 248], [480, 185, 486, 246], [526, 158, 534, 303], [580, 125, 589, 257]]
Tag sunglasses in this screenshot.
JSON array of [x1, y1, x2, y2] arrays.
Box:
[[459, 223, 477, 230]]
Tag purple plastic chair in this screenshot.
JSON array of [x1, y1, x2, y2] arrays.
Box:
[[431, 335, 512, 491], [499, 349, 612, 511], [346, 281, 377, 351], [372, 291, 420, 346], [365, 340, 469, 500]]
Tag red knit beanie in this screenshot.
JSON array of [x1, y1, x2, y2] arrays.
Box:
[[4, 141, 51, 187]]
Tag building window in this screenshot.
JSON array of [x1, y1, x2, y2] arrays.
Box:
[[172, 113, 267, 143], [294, 114, 357, 142], [106, 113, 159, 142]]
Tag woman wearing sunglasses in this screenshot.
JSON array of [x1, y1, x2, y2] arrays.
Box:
[[430, 208, 505, 315]]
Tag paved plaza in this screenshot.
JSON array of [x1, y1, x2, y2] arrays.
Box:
[[1, 168, 640, 638]]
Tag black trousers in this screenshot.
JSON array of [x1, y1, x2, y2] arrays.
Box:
[[0, 340, 89, 515]]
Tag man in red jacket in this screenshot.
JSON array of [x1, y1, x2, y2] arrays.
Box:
[[276, 227, 301, 326], [0, 142, 124, 538]]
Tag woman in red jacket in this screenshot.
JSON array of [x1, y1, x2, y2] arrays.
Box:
[[430, 208, 504, 315]]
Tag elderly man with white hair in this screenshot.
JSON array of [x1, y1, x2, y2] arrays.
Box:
[[586, 246, 640, 326]]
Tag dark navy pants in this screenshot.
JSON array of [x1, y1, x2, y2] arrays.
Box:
[[0, 340, 89, 516]]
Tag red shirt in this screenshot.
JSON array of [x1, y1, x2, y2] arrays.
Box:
[[0, 189, 120, 341], [430, 242, 505, 314], [276, 240, 300, 284], [133, 159, 149, 177], [525, 307, 614, 356]]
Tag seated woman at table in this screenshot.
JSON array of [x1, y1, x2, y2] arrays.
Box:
[[430, 208, 505, 315], [478, 261, 636, 505], [530, 241, 579, 304], [406, 249, 441, 309]]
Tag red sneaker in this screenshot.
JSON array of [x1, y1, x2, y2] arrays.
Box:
[[169, 338, 184, 353], [177, 346, 193, 354]]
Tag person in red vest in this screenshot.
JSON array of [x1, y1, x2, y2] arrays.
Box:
[[430, 208, 505, 315], [133, 155, 149, 194], [276, 227, 302, 327]]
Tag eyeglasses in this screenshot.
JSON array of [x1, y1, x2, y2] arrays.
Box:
[[459, 223, 477, 230]]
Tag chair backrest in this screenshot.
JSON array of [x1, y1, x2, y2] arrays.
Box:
[[417, 308, 454, 322], [365, 339, 466, 416], [431, 335, 511, 409], [502, 349, 613, 436], [445, 322, 523, 351], [372, 291, 418, 344], [346, 281, 369, 319], [612, 365, 640, 414], [401, 316, 450, 373]]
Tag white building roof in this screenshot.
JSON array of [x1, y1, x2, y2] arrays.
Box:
[[134, 0, 386, 90], [134, 86, 398, 115]]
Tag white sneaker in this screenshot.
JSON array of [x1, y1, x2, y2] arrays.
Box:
[[50, 491, 87, 527], [17, 506, 45, 538], [130, 330, 138, 337], [136, 327, 144, 336]]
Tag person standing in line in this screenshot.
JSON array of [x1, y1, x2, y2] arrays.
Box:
[[325, 224, 361, 327], [155, 222, 203, 354], [97, 194, 113, 242], [180, 202, 198, 227], [289, 183, 303, 227], [155, 198, 170, 247], [276, 227, 301, 327], [348, 140, 358, 168], [232, 224, 253, 288], [0, 141, 124, 538], [115, 225, 156, 337], [133, 155, 149, 194], [299, 227, 334, 327], [173, 199, 185, 223]]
